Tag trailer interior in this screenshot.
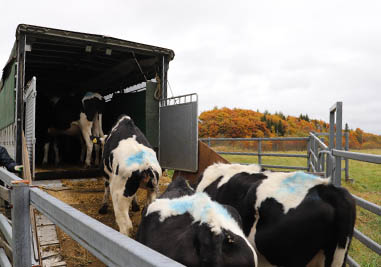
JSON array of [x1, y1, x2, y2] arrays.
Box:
[[17, 24, 174, 179]]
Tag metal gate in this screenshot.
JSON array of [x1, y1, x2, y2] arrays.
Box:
[[24, 77, 37, 177], [159, 94, 198, 172]]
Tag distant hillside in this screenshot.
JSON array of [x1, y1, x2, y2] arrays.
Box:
[[198, 107, 381, 149]]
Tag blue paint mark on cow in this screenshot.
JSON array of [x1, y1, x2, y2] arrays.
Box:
[[212, 202, 231, 220], [125, 150, 157, 167], [280, 172, 319, 193], [168, 193, 233, 223], [170, 199, 194, 214]]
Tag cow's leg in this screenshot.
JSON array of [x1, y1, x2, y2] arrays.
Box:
[[53, 141, 60, 166], [42, 142, 50, 165], [79, 113, 93, 168], [92, 113, 103, 166], [99, 180, 110, 214], [79, 135, 86, 164], [110, 177, 133, 236]]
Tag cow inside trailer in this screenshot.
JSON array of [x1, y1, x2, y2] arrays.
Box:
[[0, 24, 198, 179]]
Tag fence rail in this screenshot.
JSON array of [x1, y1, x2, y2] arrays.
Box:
[[200, 137, 310, 170], [0, 168, 184, 267]]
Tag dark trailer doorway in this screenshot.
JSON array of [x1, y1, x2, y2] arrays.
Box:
[[0, 24, 198, 179]]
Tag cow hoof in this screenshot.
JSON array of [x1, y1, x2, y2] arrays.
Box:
[[98, 206, 108, 214]]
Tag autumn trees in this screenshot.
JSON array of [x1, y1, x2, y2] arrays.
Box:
[[198, 107, 381, 149]]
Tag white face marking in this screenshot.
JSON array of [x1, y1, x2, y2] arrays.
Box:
[[255, 171, 329, 214], [146, 192, 257, 263], [196, 163, 261, 192]]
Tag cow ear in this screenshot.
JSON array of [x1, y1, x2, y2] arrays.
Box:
[[123, 170, 142, 197]]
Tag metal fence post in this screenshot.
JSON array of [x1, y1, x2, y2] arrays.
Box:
[[258, 140, 262, 165], [11, 182, 31, 267], [345, 124, 349, 181], [207, 137, 211, 147], [307, 136, 311, 171], [328, 106, 335, 178], [335, 102, 343, 186]]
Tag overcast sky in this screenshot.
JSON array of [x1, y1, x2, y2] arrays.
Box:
[[1, 0, 380, 134]]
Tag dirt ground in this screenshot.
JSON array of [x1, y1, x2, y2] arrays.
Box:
[[43, 174, 172, 267]]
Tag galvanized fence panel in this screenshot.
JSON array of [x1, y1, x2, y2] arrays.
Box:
[[0, 168, 184, 267], [30, 188, 184, 267], [200, 137, 309, 171]]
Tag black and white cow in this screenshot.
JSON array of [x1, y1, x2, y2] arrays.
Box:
[[99, 115, 161, 236], [136, 176, 258, 267], [196, 163, 356, 267], [42, 92, 104, 167]]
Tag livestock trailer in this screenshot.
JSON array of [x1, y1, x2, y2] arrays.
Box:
[[0, 24, 198, 179]]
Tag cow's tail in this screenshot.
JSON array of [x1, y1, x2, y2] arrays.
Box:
[[320, 185, 356, 267]]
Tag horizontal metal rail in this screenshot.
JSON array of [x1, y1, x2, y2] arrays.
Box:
[[352, 194, 381, 216], [346, 255, 360, 267], [332, 149, 381, 164], [261, 164, 308, 170], [353, 228, 381, 255], [216, 151, 308, 158], [0, 168, 22, 186], [30, 188, 184, 267], [200, 137, 309, 142]]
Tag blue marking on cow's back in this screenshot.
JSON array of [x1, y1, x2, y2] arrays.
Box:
[[211, 201, 231, 219], [170, 199, 194, 214], [168, 193, 233, 222], [125, 150, 157, 167], [280, 172, 319, 193]]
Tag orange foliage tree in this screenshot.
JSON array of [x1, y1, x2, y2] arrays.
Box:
[[198, 107, 381, 149]]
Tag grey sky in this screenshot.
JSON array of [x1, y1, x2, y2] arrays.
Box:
[[1, 0, 380, 134]]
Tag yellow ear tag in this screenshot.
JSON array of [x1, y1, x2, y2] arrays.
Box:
[[92, 138, 97, 144]]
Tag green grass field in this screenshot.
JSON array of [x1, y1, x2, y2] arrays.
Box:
[[220, 149, 381, 267]]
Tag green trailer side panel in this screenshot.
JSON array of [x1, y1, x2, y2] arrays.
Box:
[[0, 62, 16, 130]]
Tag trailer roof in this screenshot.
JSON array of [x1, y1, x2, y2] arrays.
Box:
[[2, 24, 175, 96], [17, 24, 175, 60]]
